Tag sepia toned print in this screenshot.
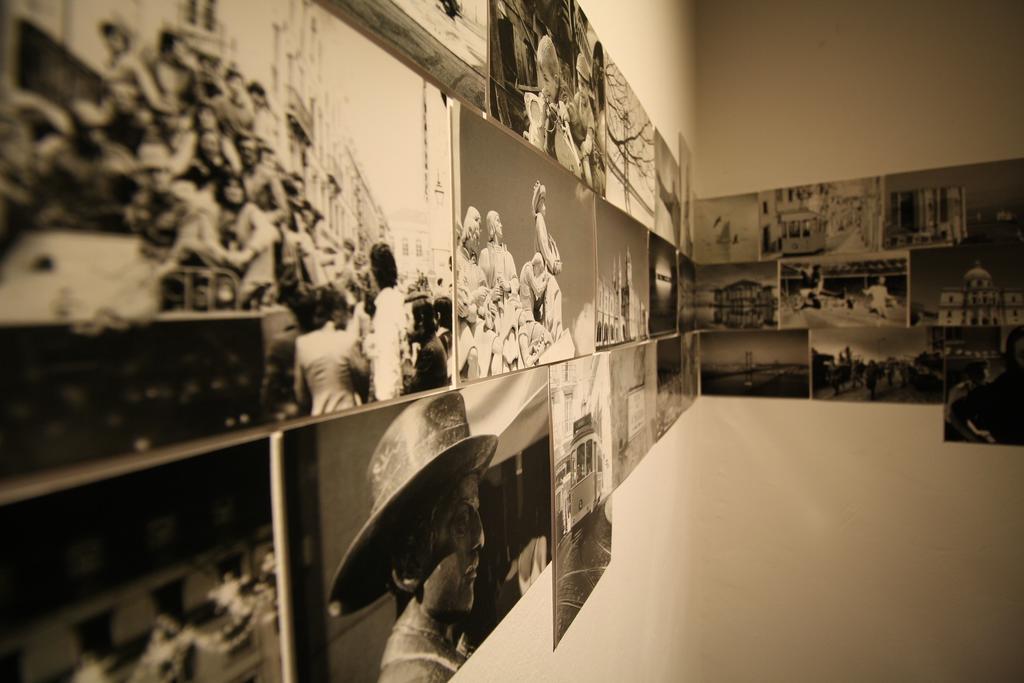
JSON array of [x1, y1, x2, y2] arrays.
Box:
[[909, 243, 1024, 327], [0, 440, 281, 683], [595, 199, 648, 348], [693, 194, 760, 264], [678, 251, 696, 332], [455, 107, 596, 381], [654, 130, 681, 246], [678, 134, 694, 258], [655, 335, 685, 438], [0, 0, 454, 477], [283, 369, 551, 681], [604, 56, 655, 229], [695, 261, 778, 331], [700, 329, 810, 399], [549, 355, 613, 647], [609, 342, 657, 487], [944, 326, 1024, 446]]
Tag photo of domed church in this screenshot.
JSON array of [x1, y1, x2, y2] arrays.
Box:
[[910, 244, 1024, 326]]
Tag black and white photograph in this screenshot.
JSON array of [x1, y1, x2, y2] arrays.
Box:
[[700, 330, 810, 399], [609, 342, 657, 487], [283, 369, 552, 682], [885, 157, 1024, 248], [678, 134, 694, 258], [759, 177, 884, 258], [455, 107, 596, 380], [655, 336, 686, 438], [944, 326, 1024, 446], [326, 0, 488, 111], [549, 355, 613, 647], [649, 231, 678, 337], [678, 251, 696, 332], [811, 327, 943, 403], [604, 56, 655, 229], [779, 252, 909, 329], [909, 243, 1024, 327], [693, 194, 760, 264], [0, 439, 282, 683], [682, 331, 699, 407], [695, 261, 778, 331], [0, 0, 454, 477], [563, 0, 608, 195], [654, 130, 681, 247], [595, 199, 648, 348]]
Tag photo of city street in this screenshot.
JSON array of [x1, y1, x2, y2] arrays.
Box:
[[700, 330, 810, 398], [695, 261, 778, 330], [549, 355, 614, 647], [811, 327, 943, 403], [779, 252, 908, 328], [693, 194, 760, 263]]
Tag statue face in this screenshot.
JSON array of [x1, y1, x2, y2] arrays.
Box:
[[420, 474, 483, 619], [464, 210, 481, 245]]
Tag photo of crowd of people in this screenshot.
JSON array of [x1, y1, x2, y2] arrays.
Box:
[[0, 1, 454, 475], [455, 107, 595, 381]]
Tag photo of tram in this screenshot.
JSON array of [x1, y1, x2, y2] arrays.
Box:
[[566, 413, 605, 528]]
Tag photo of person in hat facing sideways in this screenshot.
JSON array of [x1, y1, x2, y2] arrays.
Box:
[[281, 369, 552, 682]]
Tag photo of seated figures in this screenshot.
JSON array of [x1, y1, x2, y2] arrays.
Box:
[[700, 330, 810, 399], [327, 0, 488, 111], [678, 134, 694, 258], [609, 343, 656, 487], [944, 326, 1024, 446], [779, 252, 908, 328], [811, 327, 944, 403], [281, 369, 552, 682], [695, 261, 779, 331], [0, 0, 453, 478], [884, 157, 1024, 249], [678, 251, 696, 332], [649, 232, 679, 337], [489, 0, 605, 193], [595, 199, 649, 348], [0, 440, 281, 683], [454, 107, 596, 381], [909, 243, 1024, 327], [654, 130, 681, 247], [758, 177, 884, 259], [605, 56, 655, 229], [549, 355, 613, 647], [693, 194, 760, 264]]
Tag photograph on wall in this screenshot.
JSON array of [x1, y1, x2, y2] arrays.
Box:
[[758, 177, 884, 259], [944, 326, 1024, 446], [564, 0, 608, 195], [695, 261, 778, 331], [324, 0, 487, 111], [810, 327, 943, 403], [455, 107, 595, 381], [682, 331, 699, 407], [700, 329, 810, 399], [0, 0, 454, 477], [595, 199, 648, 349], [884, 157, 1024, 249], [0, 439, 281, 683], [604, 56, 655, 229], [678, 134, 694, 258], [779, 251, 908, 329], [653, 130, 681, 247], [282, 369, 552, 682], [549, 355, 613, 647], [648, 231, 679, 337], [678, 251, 696, 332], [609, 342, 657, 487], [655, 335, 686, 438], [693, 194, 760, 264], [909, 243, 1024, 327]]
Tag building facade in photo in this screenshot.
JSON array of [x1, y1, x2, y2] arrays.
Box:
[[597, 249, 648, 346], [938, 261, 1024, 326], [885, 186, 966, 247], [705, 279, 777, 328]]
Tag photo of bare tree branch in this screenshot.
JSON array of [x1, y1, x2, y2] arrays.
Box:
[[604, 58, 655, 229]]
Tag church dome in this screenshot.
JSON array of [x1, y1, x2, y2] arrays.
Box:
[[963, 261, 993, 288]]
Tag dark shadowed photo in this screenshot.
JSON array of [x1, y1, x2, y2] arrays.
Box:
[[654, 130, 681, 247], [909, 243, 1024, 327], [678, 251, 696, 332], [656, 335, 686, 438], [649, 231, 678, 337], [455, 107, 596, 381], [695, 261, 778, 331], [549, 355, 613, 647], [944, 326, 1024, 446], [283, 369, 552, 682], [779, 251, 908, 328], [595, 199, 648, 348], [0, 1, 454, 478], [759, 177, 883, 259], [885, 157, 1024, 248], [605, 56, 655, 229], [811, 327, 943, 403], [609, 342, 657, 487], [694, 194, 760, 264], [701, 329, 810, 399], [325, 0, 487, 110], [0, 440, 281, 683]]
